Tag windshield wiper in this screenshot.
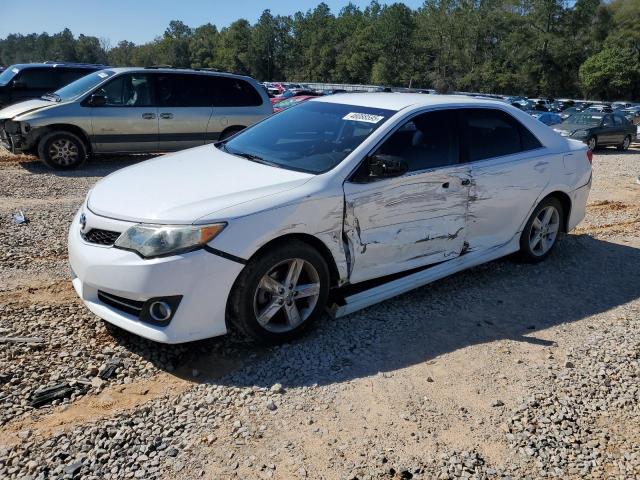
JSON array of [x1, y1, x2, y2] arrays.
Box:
[[42, 92, 61, 102]]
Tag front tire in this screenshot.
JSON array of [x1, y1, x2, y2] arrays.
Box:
[[519, 197, 564, 263], [227, 240, 330, 343], [38, 131, 87, 169], [587, 136, 597, 151]]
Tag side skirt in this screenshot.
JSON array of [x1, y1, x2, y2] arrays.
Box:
[[330, 235, 521, 318]]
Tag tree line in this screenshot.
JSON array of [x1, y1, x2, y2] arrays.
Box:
[[1, 0, 639, 100]]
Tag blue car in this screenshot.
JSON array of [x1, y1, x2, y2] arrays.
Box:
[[528, 111, 563, 126]]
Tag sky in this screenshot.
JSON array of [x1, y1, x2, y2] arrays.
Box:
[[1, 0, 424, 46]]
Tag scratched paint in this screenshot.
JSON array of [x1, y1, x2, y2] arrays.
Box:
[[343, 166, 471, 284]]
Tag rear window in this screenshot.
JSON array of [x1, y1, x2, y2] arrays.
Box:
[[209, 76, 263, 107], [461, 108, 542, 162]]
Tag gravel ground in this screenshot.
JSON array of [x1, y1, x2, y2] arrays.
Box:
[[0, 147, 639, 479]]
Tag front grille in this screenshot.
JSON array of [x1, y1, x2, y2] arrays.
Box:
[[81, 228, 121, 246], [97, 291, 144, 317]]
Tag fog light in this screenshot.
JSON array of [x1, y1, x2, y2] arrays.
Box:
[[149, 301, 172, 322]]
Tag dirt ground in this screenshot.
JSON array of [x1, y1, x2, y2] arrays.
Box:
[[0, 146, 639, 479]]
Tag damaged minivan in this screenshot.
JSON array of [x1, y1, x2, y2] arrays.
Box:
[[68, 94, 592, 343]]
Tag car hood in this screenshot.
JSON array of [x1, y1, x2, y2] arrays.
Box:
[[88, 144, 314, 224], [0, 98, 56, 120]]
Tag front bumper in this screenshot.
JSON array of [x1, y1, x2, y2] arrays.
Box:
[[0, 121, 33, 153], [68, 209, 245, 343]]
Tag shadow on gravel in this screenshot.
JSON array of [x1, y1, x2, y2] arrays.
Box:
[[18, 154, 157, 177], [594, 146, 640, 156], [106, 234, 640, 389]]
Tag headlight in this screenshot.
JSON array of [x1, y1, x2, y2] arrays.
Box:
[[114, 223, 226, 258], [572, 130, 588, 137]]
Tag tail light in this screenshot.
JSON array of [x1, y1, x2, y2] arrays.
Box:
[[586, 149, 593, 164]]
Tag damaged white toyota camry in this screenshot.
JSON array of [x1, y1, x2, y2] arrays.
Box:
[[69, 94, 592, 343]]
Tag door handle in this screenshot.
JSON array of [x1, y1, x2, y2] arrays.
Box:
[[142, 113, 156, 119], [461, 179, 471, 186], [160, 113, 174, 119]]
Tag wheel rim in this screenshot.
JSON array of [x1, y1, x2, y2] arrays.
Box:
[[528, 206, 560, 256], [588, 138, 596, 150], [253, 258, 321, 333], [48, 139, 79, 166], [623, 136, 630, 149]]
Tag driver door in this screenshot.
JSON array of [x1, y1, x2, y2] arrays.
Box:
[[89, 73, 159, 154], [343, 109, 471, 284]]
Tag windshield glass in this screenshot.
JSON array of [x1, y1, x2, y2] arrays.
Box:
[[52, 70, 115, 102], [0, 66, 19, 86], [565, 113, 603, 126], [221, 101, 395, 174]]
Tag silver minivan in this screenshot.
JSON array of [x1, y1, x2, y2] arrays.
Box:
[[0, 67, 272, 169]]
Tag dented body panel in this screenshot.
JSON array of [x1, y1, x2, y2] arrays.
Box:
[[343, 165, 471, 283]]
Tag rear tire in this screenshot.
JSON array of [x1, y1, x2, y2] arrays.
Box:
[[617, 135, 631, 151], [38, 131, 87, 170], [587, 136, 597, 151], [519, 197, 564, 263], [227, 240, 330, 343]]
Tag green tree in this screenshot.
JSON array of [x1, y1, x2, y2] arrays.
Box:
[[579, 47, 640, 100]]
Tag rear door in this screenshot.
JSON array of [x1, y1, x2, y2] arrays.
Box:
[[156, 73, 213, 152], [89, 72, 158, 153], [461, 108, 550, 252], [343, 109, 470, 283]]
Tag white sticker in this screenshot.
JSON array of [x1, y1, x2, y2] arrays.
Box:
[[343, 112, 384, 124], [97, 72, 108, 78], [11, 67, 19, 74]]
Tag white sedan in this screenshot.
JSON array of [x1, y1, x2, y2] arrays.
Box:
[[68, 94, 592, 343]]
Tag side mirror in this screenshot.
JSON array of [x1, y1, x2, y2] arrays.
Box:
[[368, 154, 408, 178], [88, 94, 107, 107]]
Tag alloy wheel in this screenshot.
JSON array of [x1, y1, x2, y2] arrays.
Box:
[[588, 137, 597, 151], [48, 139, 79, 166], [528, 206, 560, 256], [623, 136, 630, 150], [253, 258, 321, 333]]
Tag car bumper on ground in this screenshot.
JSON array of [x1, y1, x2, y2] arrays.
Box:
[[68, 210, 245, 343]]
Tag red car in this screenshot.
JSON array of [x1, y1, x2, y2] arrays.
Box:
[[270, 89, 319, 105], [272, 96, 316, 113]]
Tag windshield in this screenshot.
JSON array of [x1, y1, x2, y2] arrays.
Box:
[[220, 101, 395, 174], [0, 66, 19, 86], [564, 113, 603, 126], [51, 70, 115, 102]]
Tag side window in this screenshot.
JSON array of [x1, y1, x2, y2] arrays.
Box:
[[57, 69, 90, 88], [375, 110, 458, 172], [210, 76, 263, 107], [603, 115, 614, 127], [97, 74, 153, 106], [156, 74, 212, 107], [462, 109, 542, 162], [14, 68, 55, 89], [613, 114, 625, 126]]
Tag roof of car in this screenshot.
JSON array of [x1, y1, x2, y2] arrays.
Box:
[[10, 63, 104, 69], [312, 92, 509, 112], [104, 66, 253, 79]]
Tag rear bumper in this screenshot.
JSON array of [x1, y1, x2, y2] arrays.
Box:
[[68, 209, 245, 343], [567, 174, 591, 231]]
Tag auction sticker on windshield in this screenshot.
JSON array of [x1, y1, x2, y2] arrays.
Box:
[[343, 112, 385, 123]]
